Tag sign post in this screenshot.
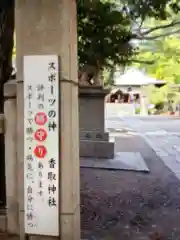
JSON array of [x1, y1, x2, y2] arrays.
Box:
[[24, 55, 59, 236], [16, 1, 80, 238]]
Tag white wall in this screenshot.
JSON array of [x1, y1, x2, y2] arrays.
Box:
[[105, 103, 135, 118]]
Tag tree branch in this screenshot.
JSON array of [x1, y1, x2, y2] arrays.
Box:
[[137, 29, 180, 40], [141, 20, 180, 36], [132, 20, 180, 40], [129, 59, 155, 64]]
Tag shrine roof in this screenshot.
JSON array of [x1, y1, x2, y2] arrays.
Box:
[[114, 68, 166, 86]]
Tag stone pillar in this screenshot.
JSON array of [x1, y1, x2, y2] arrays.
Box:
[[4, 80, 18, 234], [15, 0, 80, 239], [79, 86, 114, 158], [140, 86, 148, 116]]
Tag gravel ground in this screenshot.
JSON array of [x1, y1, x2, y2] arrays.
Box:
[[81, 134, 180, 240], [1, 133, 180, 239]]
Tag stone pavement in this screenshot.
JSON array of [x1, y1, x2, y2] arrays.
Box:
[[143, 134, 180, 181], [2, 116, 180, 239], [81, 151, 149, 172], [119, 115, 180, 133], [119, 116, 180, 180], [81, 129, 180, 239]]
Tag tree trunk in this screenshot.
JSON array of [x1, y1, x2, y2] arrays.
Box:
[[0, 0, 14, 206]]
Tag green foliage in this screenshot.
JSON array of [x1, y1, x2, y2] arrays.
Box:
[[122, 0, 180, 20], [103, 67, 115, 87], [135, 108, 141, 114], [77, 0, 180, 80], [135, 108, 153, 114], [136, 35, 180, 83], [77, 0, 133, 70], [133, 29, 180, 104], [13, 0, 180, 77]]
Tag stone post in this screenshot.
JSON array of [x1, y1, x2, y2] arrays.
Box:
[[140, 86, 148, 116], [4, 80, 18, 234], [15, 0, 80, 239], [79, 86, 114, 158]]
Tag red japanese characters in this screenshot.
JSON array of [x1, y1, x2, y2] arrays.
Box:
[[34, 145, 47, 158], [35, 112, 47, 126], [24, 56, 59, 235], [34, 128, 47, 142]]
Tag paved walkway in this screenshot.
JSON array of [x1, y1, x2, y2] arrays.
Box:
[[81, 118, 180, 239], [143, 134, 180, 180], [119, 116, 180, 181], [3, 116, 180, 239]]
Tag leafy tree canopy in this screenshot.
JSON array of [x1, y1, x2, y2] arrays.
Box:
[[77, 0, 134, 84], [134, 35, 180, 83], [7, 0, 180, 83], [77, 0, 180, 82], [133, 26, 180, 105]]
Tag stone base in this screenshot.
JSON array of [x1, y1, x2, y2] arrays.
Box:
[[80, 139, 114, 158], [80, 130, 109, 141], [80, 130, 114, 158], [80, 152, 149, 172]]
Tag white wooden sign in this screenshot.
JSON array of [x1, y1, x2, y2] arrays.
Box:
[[24, 55, 59, 236]]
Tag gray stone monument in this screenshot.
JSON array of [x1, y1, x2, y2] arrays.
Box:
[[79, 75, 149, 173], [79, 85, 114, 158]]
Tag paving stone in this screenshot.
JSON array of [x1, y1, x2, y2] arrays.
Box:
[[82, 115, 180, 239], [143, 135, 180, 176], [118, 116, 180, 177], [81, 152, 149, 172]]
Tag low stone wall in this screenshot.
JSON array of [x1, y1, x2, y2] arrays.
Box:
[[105, 103, 135, 118]]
